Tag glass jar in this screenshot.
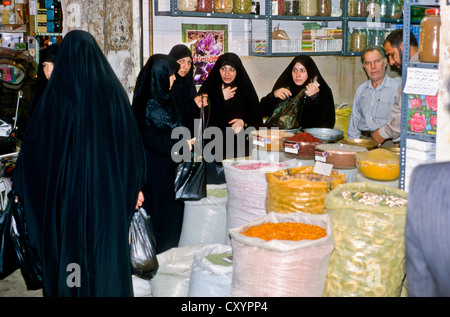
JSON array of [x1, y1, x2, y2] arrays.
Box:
[[347, 0, 357, 17], [197, 0, 213, 12], [233, 0, 251, 13], [367, 28, 385, 46], [317, 0, 331, 16], [214, 0, 233, 13], [419, 8, 441, 63], [300, 0, 317, 16], [356, 0, 367, 17], [272, 0, 286, 15], [285, 0, 300, 15], [351, 28, 367, 52], [386, 0, 402, 19], [380, 0, 387, 18], [178, 0, 197, 11], [367, 0, 379, 17]]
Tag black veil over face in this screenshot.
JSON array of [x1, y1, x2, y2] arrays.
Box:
[[13, 30, 146, 297]]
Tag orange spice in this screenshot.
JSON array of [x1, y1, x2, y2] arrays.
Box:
[[242, 222, 326, 241]]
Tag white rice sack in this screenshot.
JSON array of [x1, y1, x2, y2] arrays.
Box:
[[230, 212, 334, 297], [179, 185, 228, 247], [132, 275, 152, 297], [223, 159, 296, 233], [188, 244, 233, 297], [149, 244, 206, 297]]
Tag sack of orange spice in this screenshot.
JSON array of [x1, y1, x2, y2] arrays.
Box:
[[265, 166, 347, 215], [229, 211, 334, 297]]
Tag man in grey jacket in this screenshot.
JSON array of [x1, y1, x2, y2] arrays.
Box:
[[371, 29, 419, 146]]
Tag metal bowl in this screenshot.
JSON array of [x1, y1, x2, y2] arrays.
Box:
[[338, 138, 378, 150], [303, 128, 344, 143]]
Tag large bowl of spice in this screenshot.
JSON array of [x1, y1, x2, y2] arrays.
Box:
[[282, 132, 322, 159], [356, 148, 400, 181], [315, 143, 367, 169]]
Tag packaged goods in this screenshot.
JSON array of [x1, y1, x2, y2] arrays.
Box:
[[233, 0, 251, 13], [284, 0, 300, 15], [250, 129, 296, 151], [178, 0, 197, 11], [214, 0, 233, 12], [188, 244, 233, 297], [419, 8, 440, 63], [300, 0, 317, 16], [265, 165, 346, 214], [323, 182, 407, 297], [230, 212, 334, 297], [197, 0, 213, 12], [317, 0, 331, 16]]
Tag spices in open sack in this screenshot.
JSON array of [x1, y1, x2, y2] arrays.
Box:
[[242, 222, 327, 241]]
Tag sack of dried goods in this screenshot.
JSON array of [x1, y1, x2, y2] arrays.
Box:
[[188, 244, 233, 297], [223, 159, 295, 236], [179, 184, 228, 247], [229, 211, 334, 297], [323, 182, 408, 297], [265, 165, 347, 214]]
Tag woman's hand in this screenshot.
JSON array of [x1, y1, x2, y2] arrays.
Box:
[[187, 138, 195, 151], [305, 82, 320, 97], [194, 94, 208, 108], [222, 84, 237, 100], [229, 118, 244, 134], [274, 88, 292, 100], [135, 191, 144, 210]]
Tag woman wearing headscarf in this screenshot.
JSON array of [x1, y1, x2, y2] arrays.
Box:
[[28, 43, 60, 117], [260, 55, 335, 129], [12, 30, 146, 297], [132, 54, 186, 255], [168, 44, 207, 137], [198, 53, 261, 182]]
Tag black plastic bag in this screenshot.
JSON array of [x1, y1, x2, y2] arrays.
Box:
[[265, 88, 306, 129], [129, 207, 159, 280], [0, 195, 19, 279], [174, 159, 207, 201], [4, 190, 43, 290]]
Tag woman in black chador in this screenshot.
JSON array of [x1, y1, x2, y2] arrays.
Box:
[[260, 55, 335, 129], [12, 30, 146, 297], [198, 53, 261, 182], [168, 44, 206, 137], [132, 54, 185, 255]]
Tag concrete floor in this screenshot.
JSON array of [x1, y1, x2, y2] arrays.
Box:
[[0, 269, 43, 297]]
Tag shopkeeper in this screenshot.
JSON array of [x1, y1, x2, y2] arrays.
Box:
[[347, 45, 400, 141]]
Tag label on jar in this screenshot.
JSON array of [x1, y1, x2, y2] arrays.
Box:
[[315, 150, 327, 162], [284, 142, 299, 154]]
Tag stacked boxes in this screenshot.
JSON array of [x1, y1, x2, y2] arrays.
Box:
[[301, 28, 342, 52], [404, 139, 436, 192]]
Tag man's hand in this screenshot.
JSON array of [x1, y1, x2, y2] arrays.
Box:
[[371, 129, 386, 146]]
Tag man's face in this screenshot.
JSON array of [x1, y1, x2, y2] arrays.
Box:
[[362, 50, 387, 83], [384, 41, 402, 71]]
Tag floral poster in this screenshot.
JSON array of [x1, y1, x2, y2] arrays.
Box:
[[182, 24, 228, 87], [407, 93, 438, 135]]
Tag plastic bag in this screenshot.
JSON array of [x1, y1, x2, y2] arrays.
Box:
[[0, 196, 19, 279], [265, 166, 347, 214], [229, 212, 334, 297], [174, 159, 207, 201], [323, 182, 407, 297], [129, 207, 159, 280], [188, 244, 233, 297], [265, 89, 305, 129]]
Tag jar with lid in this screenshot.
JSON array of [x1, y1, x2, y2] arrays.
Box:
[[367, 28, 385, 46], [356, 0, 367, 17], [178, 0, 197, 11], [351, 28, 367, 52], [386, 0, 402, 19], [419, 8, 441, 63], [272, 0, 286, 15], [367, 0, 379, 17], [285, 0, 300, 15], [379, 0, 387, 18], [214, 0, 233, 12], [347, 0, 357, 16], [300, 0, 317, 16], [317, 0, 331, 16], [197, 0, 213, 12], [233, 0, 251, 13]]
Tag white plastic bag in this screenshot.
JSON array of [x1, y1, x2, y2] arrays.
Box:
[[188, 244, 233, 297], [179, 185, 228, 246], [229, 212, 334, 297]]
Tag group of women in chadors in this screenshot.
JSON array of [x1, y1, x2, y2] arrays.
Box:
[[11, 29, 336, 297]]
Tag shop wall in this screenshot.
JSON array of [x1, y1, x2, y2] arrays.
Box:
[[60, 0, 142, 100]]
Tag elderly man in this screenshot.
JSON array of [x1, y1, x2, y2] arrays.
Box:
[[371, 29, 419, 145], [347, 45, 401, 140]]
